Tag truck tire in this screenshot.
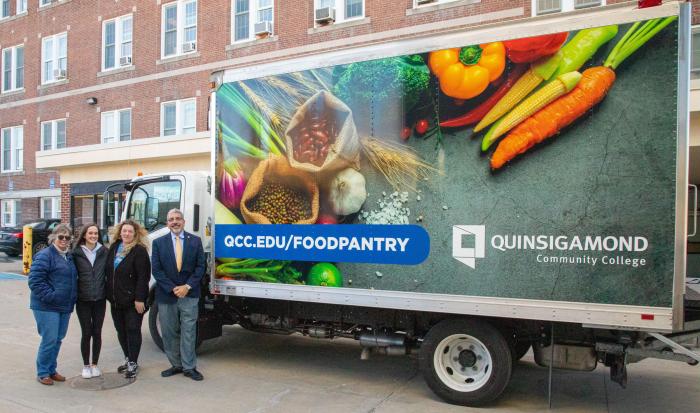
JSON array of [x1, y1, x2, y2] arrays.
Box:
[[419, 318, 512, 407], [148, 300, 203, 352]]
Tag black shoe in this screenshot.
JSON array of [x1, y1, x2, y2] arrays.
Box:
[[161, 366, 183, 377], [183, 368, 203, 381], [124, 362, 138, 379], [117, 358, 129, 373]]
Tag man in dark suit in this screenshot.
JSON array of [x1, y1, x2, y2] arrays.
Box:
[[151, 208, 205, 381]]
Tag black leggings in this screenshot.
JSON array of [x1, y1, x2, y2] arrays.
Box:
[[110, 303, 144, 364], [76, 299, 106, 366]]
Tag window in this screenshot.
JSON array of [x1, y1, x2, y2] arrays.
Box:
[[17, 0, 26, 14], [1, 199, 21, 227], [533, 0, 603, 15], [693, 26, 700, 80], [39, 0, 51, 6], [232, 0, 274, 42], [41, 119, 66, 150], [127, 180, 182, 231], [103, 15, 133, 71], [41, 33, 67, 84], [315, 0, 363, 23], [2, 45, 23, 92], [101, 109, 132, 143], [414, 0, 461, 6], [161, 0, 197, 58], [160, 98, 196, 136], [1, 0, 9, 18], [1, 126, 22, 172], [41, 197, 60, 219]]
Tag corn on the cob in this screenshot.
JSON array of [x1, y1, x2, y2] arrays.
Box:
[[481, 71, 582, 151], [474, 51, 563, 133]]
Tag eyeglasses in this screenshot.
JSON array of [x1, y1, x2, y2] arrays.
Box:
[[57, 235, 72, 241]]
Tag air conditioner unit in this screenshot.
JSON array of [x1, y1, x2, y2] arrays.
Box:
[[416, 0, 436, 5], [53, 69, 67, 80], [182, 41, 197, 53], [119, 56, 132, 66], [254, 21, 273, 36], [314, 7, 335, 23]]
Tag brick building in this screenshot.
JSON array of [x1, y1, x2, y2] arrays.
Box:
[[0, 0, 695, 231]]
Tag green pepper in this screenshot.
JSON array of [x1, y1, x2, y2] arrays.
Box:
[[549, 25, 618, 80]]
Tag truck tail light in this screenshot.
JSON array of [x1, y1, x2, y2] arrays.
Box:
[[641, 314, 655, 320], [638, 0, 661, 8]]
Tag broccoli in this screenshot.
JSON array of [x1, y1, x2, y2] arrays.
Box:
[[332, 55, 430, 111]]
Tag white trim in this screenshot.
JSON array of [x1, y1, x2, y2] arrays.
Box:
[[314, 0, 365, 26], [102, 14, 133, 72], [0, 0, 9, 19], [0, 125, 22, 173], [0, 188, 60, 199], [213, 280, 675, 332], [1, 44, 24, 93], [100, 108, 132, 143], [161, 0, 198, 59], [231, 0, 275, 44], [532, 0, 605, 16], [408, 0, 480, 16], [40, 118, 66, 151], [1, 198, 21, 227], [16, 0, 26, 14], [41, 32, 67, 85], [40, 196, 60, 219], [160, 98, 196, 137]]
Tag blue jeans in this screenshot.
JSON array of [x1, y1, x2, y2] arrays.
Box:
[[33, 310, 71, 378], [159, 297, 198, 370]]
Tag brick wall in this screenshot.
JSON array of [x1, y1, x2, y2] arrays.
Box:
[[60, 183, 70, 224]]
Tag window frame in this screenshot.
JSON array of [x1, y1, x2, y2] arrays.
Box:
[[532, 0, 605, 15], [160, 98, 197, 137], [231, 0, 275, 44], [41, 32, 68, 85], [1, 44, 24, 93], [413, 0, 463, 8], [102, 14, 133, 72], [101, 108, 132, 143], [0, 126, 23, 173], [40, 118, 67, 151], [1, 199, 21, 227], [40, 197, 61, 220], [39, 0, 51, 7], [692, 25, 700, 79], [16, 0, 26, 14], [161, 0, 198, 59], [314, 0, 364, 25]]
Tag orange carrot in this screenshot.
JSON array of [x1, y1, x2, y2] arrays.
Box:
[[490, 66, 614, 169]]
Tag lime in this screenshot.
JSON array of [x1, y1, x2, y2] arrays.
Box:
[[307, 263, 343, 287]]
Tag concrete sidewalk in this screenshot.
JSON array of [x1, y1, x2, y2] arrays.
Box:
[[0, 278, 698, 413]]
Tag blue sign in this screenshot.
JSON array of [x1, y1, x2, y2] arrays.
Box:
[[215, 224, 430, 265]]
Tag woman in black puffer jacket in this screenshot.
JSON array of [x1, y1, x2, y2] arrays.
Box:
[[72, 223, 108, 380]]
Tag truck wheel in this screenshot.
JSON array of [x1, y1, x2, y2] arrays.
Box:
[[148, 300, 203, 353], [419, 318, 512, 407]]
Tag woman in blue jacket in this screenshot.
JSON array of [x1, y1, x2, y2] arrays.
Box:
[[28, 223, 78, 385]]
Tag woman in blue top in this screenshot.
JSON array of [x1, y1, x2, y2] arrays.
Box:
[[28, 223, 78, 385]]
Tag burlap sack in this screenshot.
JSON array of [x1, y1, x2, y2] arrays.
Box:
[[285, 90, 361, 175], [240, 155, 319, 224]]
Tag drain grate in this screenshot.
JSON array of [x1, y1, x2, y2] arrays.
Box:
[[67, 372, 135, 391]]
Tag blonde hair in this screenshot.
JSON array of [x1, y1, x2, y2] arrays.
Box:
[[48, 223, 72, 245], [110, 219, 149, 254]]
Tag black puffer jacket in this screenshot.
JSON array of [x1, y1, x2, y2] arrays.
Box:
[[105, 242, 150, 307], [72, 244, 108, 301]]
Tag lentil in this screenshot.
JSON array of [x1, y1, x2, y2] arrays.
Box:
[[247, 182, 312, 224]]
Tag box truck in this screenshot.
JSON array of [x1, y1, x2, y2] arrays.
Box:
[[104, 1, 699, 406]]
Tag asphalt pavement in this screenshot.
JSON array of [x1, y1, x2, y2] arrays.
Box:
[[1, 255, 699, 413]]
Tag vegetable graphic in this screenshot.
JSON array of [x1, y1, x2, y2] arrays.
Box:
[[441, 64, 528, 128], [307, 263, 343, 287], [215, 200, 242, 224], [219, 161, 246, 209], [481, 71, 581, 150], [503, 32, 568, 63], [415, 119, 430, 135], [490, 17, 675, 169], [474, 52, 563, 132], [428, 42, 506, 100], [217, 259, 303, 284], [475, 26, 617, 133]]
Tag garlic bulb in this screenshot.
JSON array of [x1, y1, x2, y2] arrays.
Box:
[[329, 168, 367, 216]]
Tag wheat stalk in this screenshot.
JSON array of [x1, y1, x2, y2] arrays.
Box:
[[360, 137, 441, 192]]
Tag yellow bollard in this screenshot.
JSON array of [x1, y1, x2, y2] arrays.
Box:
[[22, 224, 32, 275]]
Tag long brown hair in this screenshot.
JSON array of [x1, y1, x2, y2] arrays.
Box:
[[76, 223, 102, 247], [110, 219, 149, 254]]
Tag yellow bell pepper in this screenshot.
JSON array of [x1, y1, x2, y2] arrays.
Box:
[[428, 42, 506, 100]]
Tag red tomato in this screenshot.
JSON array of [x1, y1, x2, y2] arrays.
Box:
[[415, 119, 429, 135], [316, 214, 338, 224], [400, 127, 411, 141]]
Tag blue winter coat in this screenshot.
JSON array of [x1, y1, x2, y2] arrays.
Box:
[[28, 245, 78, 313]]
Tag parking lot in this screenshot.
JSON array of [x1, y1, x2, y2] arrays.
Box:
[[1, 256, 699, 413]]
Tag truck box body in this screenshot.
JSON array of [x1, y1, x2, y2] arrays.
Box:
[[212, 2, 690, 332]]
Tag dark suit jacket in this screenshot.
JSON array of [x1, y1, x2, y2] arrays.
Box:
[[105, 242, 151, 308], [151, 231, 205, 304]]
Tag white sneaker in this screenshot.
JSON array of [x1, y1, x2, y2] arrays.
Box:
[[82, 366, 92, 379], [90, 365, 102, 377]]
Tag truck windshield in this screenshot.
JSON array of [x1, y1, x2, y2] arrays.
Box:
[[127, 180, 182, 232]]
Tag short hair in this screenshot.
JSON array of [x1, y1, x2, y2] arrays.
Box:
[[167, 208, 184, 219], [48, 223, 72, 245]]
